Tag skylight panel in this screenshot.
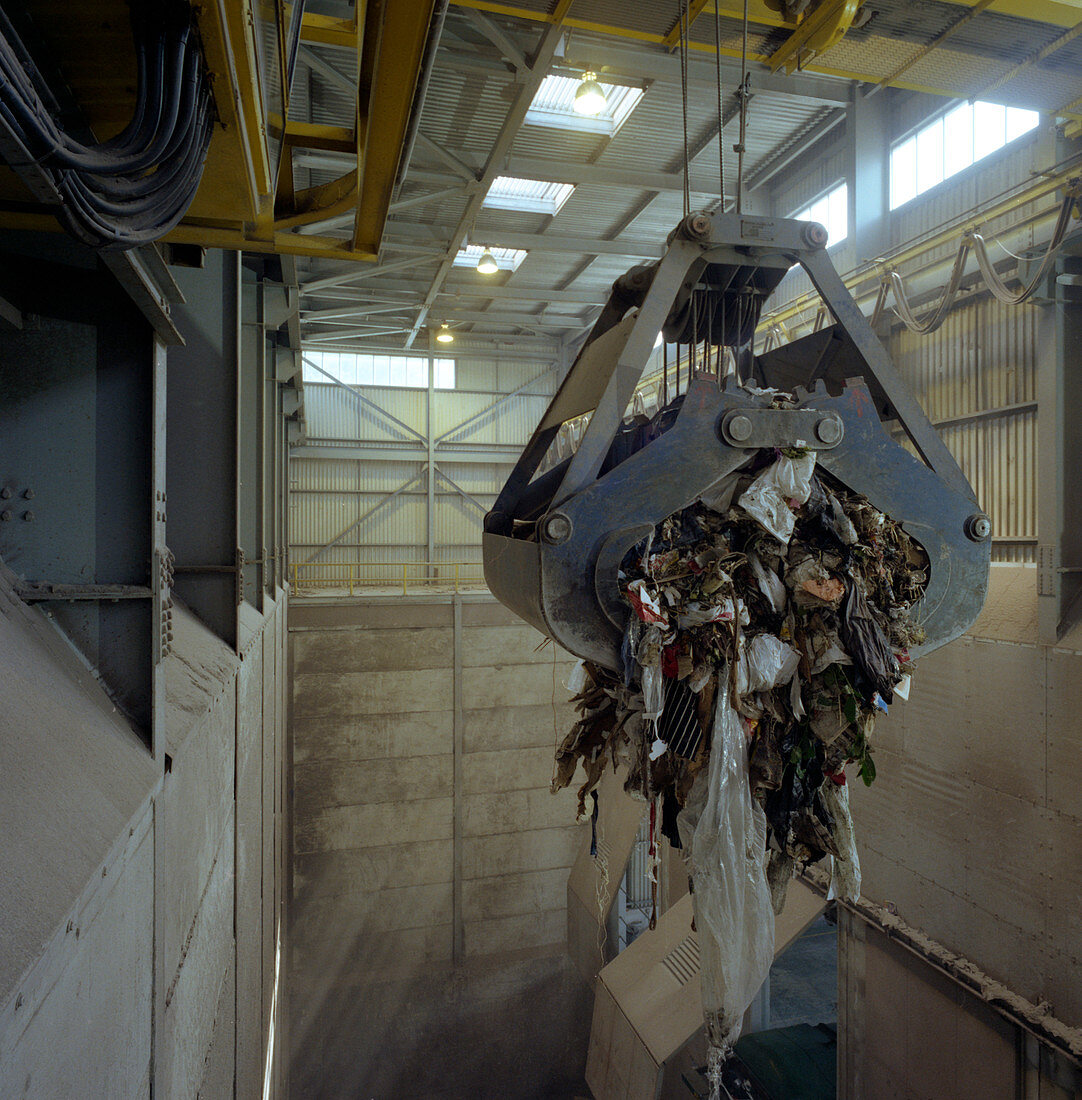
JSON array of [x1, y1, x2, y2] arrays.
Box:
[[484, 176, 575, 216], [525, 74, 644, 135], [452, 243, 528, 272]]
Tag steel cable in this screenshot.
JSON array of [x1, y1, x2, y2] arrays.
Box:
[[0, 0, 213, 250], [887, 188, 1079, 333]]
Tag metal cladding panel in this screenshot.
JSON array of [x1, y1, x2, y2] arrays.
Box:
[[438, 461, 508, 496], [472, 207, 550, 239], [290, 456, 358, 491], [774, 145, 849, 218], [511, 123, 606, 164], [512, 250, 602, 289], [415, 66, 513, 162], [308, 62, 357, 127], [303, 382, 424, 442], [433, 390, 551, 444], [888, 296, 1037, 560], [291, 457, 422, 494], [451, 358, 557, 394], [435, 497, 488, 549], [889, 139, 1044, 258]]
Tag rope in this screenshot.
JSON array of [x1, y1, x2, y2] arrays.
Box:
[[736, 0, 750, 213], [714, 0, 725, 206], [679, 0, 691, 217]]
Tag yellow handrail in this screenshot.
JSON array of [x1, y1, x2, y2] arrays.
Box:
[[288, 560, 487, 595]]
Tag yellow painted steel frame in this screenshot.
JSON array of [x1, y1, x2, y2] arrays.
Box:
[[0, 0, 436, 266], [769, 0, 862, 74], [178, 0, 437, 262], [447, 0, 1082, 100]]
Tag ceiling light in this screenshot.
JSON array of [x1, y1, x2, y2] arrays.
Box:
[[573, 71, 606, 117], [476, 248, 499, 275], [435, 323, 454, 344]]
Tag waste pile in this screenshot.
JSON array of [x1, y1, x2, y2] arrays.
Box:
[[552, 419, 927, 1074]]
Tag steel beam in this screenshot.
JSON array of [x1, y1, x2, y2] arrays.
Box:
[[292, 442, 523, 463], [386, 219, 665, 258], [460, 6, 528, 70], [300, 278, 609, 306], [405, 0, 577, 346], [297, 45, 355, 93], [428, 308, 593, 329], [416, 131, 481, 182]]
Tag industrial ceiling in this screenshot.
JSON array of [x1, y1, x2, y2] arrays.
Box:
[[284, 0, 1082, 355]]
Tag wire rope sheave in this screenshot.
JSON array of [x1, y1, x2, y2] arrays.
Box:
[[0, 0, 216, 250]]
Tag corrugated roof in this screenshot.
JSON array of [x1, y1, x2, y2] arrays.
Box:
[[288, 0, 1082, 353]]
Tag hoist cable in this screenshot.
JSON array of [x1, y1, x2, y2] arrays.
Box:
[[714, 0, 725, 207], [679, 0, 691, 217], [736, 0, 750, 213]]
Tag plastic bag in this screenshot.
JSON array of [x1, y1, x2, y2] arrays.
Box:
[[735, 634, 801, 695], [698, 471, 742, 515], [678, 677, 774, 1064], [737, 453, 816, 545], [564, 659, 589, 695], [822, 778, 861, 901], [749, 554, 787, 613], [839, 580, 901, 700], [775, 451, 816, 504]]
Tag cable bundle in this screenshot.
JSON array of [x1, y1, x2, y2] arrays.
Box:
[[0, 0, 214, 250]]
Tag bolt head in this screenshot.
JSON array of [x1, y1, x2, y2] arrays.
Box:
[[540, 512, 573, 545], [22, 511, 33, 522], [815, 416, 843, 445], [23, 489, 33, 500], [727, 414, 754, 443], [0, 510, 11, 522], [0, 488, 10, 500], [966, 514, 992, 541], [803, 221, 829, 248], [688, 213, 711, 238]]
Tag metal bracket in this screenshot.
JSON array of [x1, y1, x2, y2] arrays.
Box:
[[14, 582, 153, 602], [719, 408, 844, 450]]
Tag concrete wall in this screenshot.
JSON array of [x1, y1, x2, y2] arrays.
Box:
[[0, 580, 288, 1098], [841, 563, 1082, 1097], [288, 595, 594, 1099]]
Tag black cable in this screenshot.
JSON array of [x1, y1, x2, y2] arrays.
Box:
[[0, 0, 213, 249]]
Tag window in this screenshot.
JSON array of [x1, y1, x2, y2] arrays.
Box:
[[484, 176, 575, 215], [302, 352, 455, 389], [890, 101, 1039, 210], [452, 243, 528, 272], [793, 182, 848, 246], [525, 74, 644, 135]]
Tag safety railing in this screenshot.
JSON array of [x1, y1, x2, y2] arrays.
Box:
[[289, 561, 486, 596]]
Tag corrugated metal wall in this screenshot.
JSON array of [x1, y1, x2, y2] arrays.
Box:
[[764, 126, 1046, 562], [290, 357, 559, 581]]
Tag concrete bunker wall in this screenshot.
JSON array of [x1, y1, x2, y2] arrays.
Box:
[[288, 595, 594, 1098]]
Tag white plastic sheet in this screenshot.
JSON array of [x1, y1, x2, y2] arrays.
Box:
[[822, 779, 862, 901], [737, 453, 817, 545], [735, 633, 801, 695], [749, 554, 787, 613], [678, 677, 774, 1072]]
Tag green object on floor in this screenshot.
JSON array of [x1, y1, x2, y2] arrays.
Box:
[[733, 1022, 837, 1100]]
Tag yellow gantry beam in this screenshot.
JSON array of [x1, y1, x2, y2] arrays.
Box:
[[446, 0, 1082, 102], [768, 0, 861, 74]]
